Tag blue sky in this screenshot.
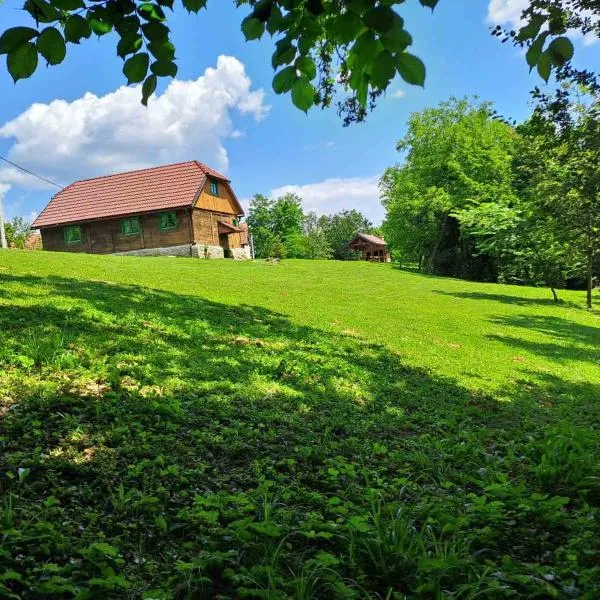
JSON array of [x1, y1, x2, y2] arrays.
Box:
[[1, 0, 599, 224]]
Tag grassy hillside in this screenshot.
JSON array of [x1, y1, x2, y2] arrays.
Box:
[[1, 251, 599, 598]]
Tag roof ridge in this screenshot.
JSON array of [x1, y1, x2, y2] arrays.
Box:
[[192, 160, 229, 181], [64, 160, 202, 186]]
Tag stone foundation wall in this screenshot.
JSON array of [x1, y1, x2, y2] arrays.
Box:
[[191, 244, 225, 259], [114, 244, 192, 257], [113, 244, 249, 260], [231, 246, 252, 260]]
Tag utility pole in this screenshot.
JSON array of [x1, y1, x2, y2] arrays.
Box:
[[0, 195, 7, 249]]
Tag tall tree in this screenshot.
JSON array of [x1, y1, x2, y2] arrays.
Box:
[[320, 209, 373, 260], [527, 86, 600, 308], [381, 98, 516, 278], [0, 1, 594, 124]]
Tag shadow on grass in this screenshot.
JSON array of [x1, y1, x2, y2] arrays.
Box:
[[434, 289, 583, 308], [1, 273, 599, 598], [485, 314, 600, 366]]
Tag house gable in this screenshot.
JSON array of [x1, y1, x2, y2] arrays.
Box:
[[194, 177, 244, 216]]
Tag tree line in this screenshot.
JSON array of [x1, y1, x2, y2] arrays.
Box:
[[246, 193, 379, 260], [381, 90, 599, 307]]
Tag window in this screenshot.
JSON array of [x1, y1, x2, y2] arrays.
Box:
[[157, 211, 179, 231], [64, 225, 82, 245], [120, 217, 141, 236], [209, 180, 219, 196]]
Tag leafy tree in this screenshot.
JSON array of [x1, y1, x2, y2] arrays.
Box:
[[525, 86, 600, 308], [0, 1, 593, 124], [5, 216, 32, 249], [247, 194, 279, 258], [381, 98, 516, 278], [320, 209, 372, 260], [270, 193, 304, 242], [247, 192, 304, 258], [300, 230, 333, 259], [299, 211, 333, 258], [456, 199, 577, 301]]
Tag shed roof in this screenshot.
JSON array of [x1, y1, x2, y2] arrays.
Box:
[[33, 161, 236, 228], [348, 232, 388, 247]]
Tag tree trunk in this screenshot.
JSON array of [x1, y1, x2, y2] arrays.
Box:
[[586, 248, 593, 309], [426, 214, 448, 274], [550, 287, 558, 303], [418, 254, 423, 271]]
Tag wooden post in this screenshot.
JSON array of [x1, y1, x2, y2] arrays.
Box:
[[0, 196, 7, 249]]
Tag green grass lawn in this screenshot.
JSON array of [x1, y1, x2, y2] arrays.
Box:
[[1, 250, 599, 599]]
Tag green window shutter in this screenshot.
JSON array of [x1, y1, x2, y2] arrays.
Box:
[[120, 217, 141, 236], [158, 212, 179, 231], [210, 181, 219, 196], [64, 226, 82, 245]]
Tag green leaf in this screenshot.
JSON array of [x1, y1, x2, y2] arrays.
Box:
[[150, 59, 177, 76], [7, 41, 38, 82], [51, 0, 85, 9], [148, 40, 175, 61], [24, 0, 61, 23], [123, 52, 149, 84], [291, 76, 314, 112], [516, 13, 545, 41], [64, 15, 92, 43], [298, 35, 313, 56], [142, 22, 170, 41], [142, 74, 157, 105], [329, 12, 364, 44], [272, 65, 296, 94], [182, 0, 206, 12], [157, 0, 174, 9], [37, 27, 66, 66], [395, 52, 426, 86], [138, 3, 166, 22], [525, 32, 548, 68], [381, 19, 412, 54], [89, 18, 113, 36], [362, 6, 397, 34], [537, 50, 552, 82], [117, 35, 143, 58], [548, 36, 574, 66], [295, 56, 316, 80], [370, 49, 395, 89], [116, 16, 141, 38], [0, 27, 39, 55], [252, 0, 273, 22], [350, 32, 379, 68], [266, 4, 282, 35], [241, 17, 265, 41], [271, 41, 296, 68], [419, 0, 438, 7]]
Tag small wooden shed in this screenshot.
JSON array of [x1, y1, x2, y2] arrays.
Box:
[[348, 233, 391, 263]]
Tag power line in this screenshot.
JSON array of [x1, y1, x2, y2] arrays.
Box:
[[0, 156, 62, 189]]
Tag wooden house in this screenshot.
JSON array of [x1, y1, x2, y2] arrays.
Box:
[[348, 233, 391, 262], [32, 161, 251, 259]]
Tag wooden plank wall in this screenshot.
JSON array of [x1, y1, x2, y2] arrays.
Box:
[[195, 179, 241, 215], [40, 209, 192, 254], [191, 209, 244, 248]]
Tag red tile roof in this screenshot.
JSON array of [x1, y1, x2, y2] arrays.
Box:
[[33, 161, 229, 228]]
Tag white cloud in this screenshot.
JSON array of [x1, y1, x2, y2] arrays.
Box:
[[488, 0, 598, 46], [270, 175, 384, 224], [0, 183, 11, 204], [0, 55, 269, 190], [487, 0, 528, 28], [389, 89, 406, 99]]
